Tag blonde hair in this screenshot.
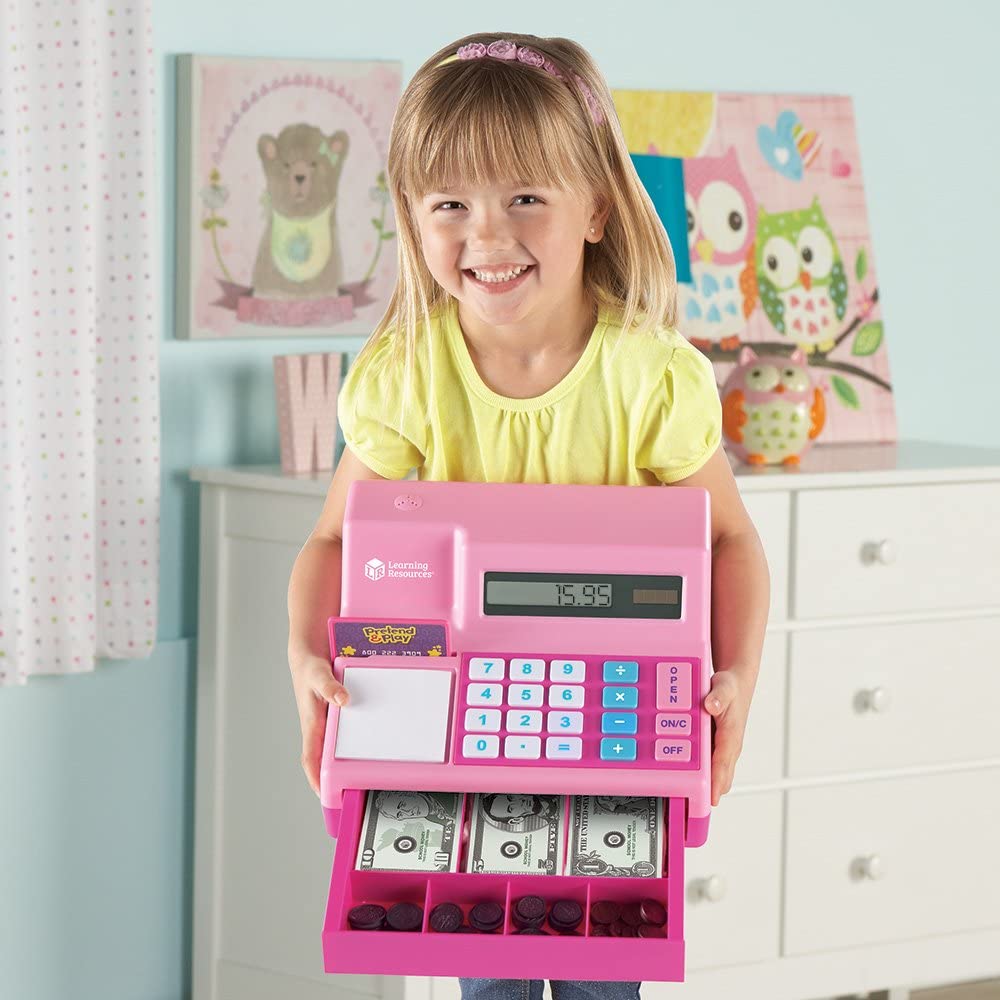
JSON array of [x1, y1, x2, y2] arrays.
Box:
[[352, 31, 679, 422]]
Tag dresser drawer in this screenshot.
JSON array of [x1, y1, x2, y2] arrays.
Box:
[[787, 617, 1000, 777], [792, 482, 1000, 619], [741, 491, 789, 622], [685, 791, 782, 969], [784, 768, 1000, 955]]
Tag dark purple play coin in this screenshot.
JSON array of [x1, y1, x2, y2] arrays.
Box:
[[514, 896, 545, 922], [639, 898, 667, 927], [549, 899, 583, 929], [469, 900, 504, 932], [348, 903, 387, 930], [621, 901, 643, 927], [609, 918, 625, 937], [637, 923, 667, 938], [429, 902, 464, 933], [590, 899, 621, 925], [513, 895, 546, 923], [386, 901, 423, 932], [590, 924, 611, 937], [515, 927, 549, 935]]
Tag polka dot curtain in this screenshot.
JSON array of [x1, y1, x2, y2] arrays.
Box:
[[0, 1, 160, 684]]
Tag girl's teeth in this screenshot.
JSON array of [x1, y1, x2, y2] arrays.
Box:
[[471, 266, 528, 283]]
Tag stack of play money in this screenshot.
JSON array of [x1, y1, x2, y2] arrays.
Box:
[[355, 790, 464, 872], [566, 795, 664, 877], [464, 792, 566, 875]]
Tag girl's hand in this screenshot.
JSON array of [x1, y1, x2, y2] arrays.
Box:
[[288, 653, 350, 797], [703, 670, 752, 807]]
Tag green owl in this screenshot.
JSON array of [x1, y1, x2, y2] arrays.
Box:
[[755, 197, 847, 353]]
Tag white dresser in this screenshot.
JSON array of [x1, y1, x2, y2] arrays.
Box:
[[190, 440, 1000, 1000]]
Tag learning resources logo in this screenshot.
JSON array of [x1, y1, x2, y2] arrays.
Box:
[[364, 556, 434, 582]]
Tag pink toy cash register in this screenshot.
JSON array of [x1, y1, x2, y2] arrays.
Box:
[[320, 480, 713, 981]]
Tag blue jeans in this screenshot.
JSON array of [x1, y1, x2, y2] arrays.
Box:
[[459, 980, 641, 1000]]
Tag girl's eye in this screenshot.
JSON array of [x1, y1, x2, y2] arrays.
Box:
[[434, 195, 541, 211]]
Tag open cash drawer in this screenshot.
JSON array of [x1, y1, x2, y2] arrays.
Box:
[[322, 790, 688, 981]]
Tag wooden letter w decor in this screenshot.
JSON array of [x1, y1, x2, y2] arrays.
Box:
[[273, 352, 343, 473]]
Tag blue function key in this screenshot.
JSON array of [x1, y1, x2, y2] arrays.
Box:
[[601, 712, 638, 734], [602, 660, 639, 683], [602, 686, 639, 709], [600, 737, 637, 761]]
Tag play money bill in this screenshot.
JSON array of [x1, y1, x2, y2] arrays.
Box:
[[465, 792, 565, 875], [567, 795, 664, 877], [355, 789, 463, 872]]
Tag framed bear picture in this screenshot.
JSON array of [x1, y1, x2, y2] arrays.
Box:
[[175, 54, 402, 339]]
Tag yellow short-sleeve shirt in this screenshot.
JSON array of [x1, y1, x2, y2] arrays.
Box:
[[338, 296, 722, 486]]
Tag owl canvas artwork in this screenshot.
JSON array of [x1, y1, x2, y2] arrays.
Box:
[[611, 90, 895, 451]]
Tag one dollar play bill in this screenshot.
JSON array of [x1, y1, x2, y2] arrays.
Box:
[[567, 795, 664, 877], [355, 790, 463, 872], [465, 792, 566, 875]]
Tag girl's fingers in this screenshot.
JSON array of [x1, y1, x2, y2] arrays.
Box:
[[300, 711, 324, 797]]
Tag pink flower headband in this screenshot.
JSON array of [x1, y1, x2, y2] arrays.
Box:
[[436, 39, 605, 127]]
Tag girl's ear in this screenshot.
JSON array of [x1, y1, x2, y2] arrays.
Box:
[[589, 192, 612, 239]]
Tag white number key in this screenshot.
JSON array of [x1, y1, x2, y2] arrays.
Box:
[[548, 685, 585, 708], [508, 684, 544, 707], [505, 709, 543, 733], [549, 659, 586, 682], [546, 711, 584, 734], [463, 734, 500, 758], [467, 683, 503, 706], [465, 708, 502, 732], [510, 658, 546, 681], [468, 657, 506, 680]]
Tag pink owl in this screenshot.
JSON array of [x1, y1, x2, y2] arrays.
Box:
[[680, 147, 759, 354], [721, 346, 825, 466]]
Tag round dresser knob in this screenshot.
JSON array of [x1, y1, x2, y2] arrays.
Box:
[[695, 874, 727, 902], [857, 686, 891, 713], [853, 854, 886, 880], [862, 539, 897, 565]]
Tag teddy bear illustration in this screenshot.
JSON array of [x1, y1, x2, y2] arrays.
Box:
[[252, 123, 349, 300]]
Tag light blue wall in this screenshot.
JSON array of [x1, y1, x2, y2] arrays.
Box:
[[3, 2, 998, 998]]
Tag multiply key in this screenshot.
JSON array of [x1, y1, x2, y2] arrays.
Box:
[[602, 686, 638, 709]]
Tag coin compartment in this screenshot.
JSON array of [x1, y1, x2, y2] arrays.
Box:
[[424, 872, 510, 933], [581, 877, 672, 938], [341, 870, 432, 932], [504, 872, 590, 935]]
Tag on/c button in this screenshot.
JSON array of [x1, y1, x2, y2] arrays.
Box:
[[655, 738, 691, 763]]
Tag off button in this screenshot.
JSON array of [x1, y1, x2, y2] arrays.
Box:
[[655, 739, 691, 763]]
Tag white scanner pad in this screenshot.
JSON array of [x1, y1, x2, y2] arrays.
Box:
[[334, 666, 452, 763]]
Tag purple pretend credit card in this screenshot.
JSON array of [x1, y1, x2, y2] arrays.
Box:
[[332, 619, 449, 659]]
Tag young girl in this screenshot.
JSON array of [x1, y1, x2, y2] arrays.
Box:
[[287, 31, 770, 1000]]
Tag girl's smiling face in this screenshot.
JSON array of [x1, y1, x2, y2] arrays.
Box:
[[413, 182, 603, 329]]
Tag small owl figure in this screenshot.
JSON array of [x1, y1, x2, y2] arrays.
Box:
[[679, 147, 759, 354], [721, 346, 825, 466], [755, 197, 847, 354]]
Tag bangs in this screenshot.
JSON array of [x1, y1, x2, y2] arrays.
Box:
[[399, 63, 591, 200]]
